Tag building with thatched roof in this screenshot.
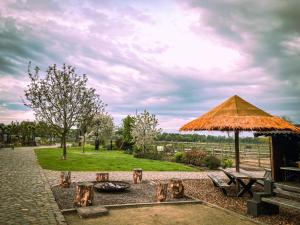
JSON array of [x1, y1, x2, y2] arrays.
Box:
[[255, 128, 300, 182]]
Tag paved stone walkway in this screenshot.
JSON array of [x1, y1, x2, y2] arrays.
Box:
[[0, 147, 66, 225]]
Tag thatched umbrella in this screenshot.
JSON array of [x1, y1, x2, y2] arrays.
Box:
[[180, 95, 300, 172]]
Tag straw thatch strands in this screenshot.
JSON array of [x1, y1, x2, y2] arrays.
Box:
[[180, 95, 300, 132]]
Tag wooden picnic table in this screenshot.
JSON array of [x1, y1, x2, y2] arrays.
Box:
[[219, 168, 265, 197]]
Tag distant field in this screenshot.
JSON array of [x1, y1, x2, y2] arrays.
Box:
[[35, 146, 199, 171]]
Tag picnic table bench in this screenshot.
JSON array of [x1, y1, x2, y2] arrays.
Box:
[[207, 174, 230, 195], [219, 168, 265, 197], [256, 168, 271, 186], [247, 180, 300, 217], [261, 196, 300, 211]]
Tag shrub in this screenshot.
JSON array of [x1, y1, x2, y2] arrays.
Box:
[[202, 155, 221, 170], [133, 147, 143, 158], [124, 148, 133, 154], [183, 150, 207, 166], [174, 152, 184, 162], [115, 137, 124, 149], [221, 157, 233, 168], [133, 147, 164, 160], [104, 142, 116, 150]]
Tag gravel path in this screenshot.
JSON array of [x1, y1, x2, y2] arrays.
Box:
[[44, 170, 226, 187], [53, 181, 192, 210], [44, 168, 264, 188]]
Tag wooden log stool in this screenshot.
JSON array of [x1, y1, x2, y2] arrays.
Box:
[[169, 178, 184, 198], [74, 182, 94, 207], [133, 168, 143, 184], [60, 171, 71, 188], [96, 173, 109, 182], [156, 181, 168, 202]]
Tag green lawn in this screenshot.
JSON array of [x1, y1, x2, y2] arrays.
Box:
[[35, 146, 198, 171]]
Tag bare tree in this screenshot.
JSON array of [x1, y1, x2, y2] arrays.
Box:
[[24, 63, 104, 159], [132, 110, 161, 152]]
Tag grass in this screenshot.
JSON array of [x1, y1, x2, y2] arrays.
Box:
[[35, 146, 199, 171]]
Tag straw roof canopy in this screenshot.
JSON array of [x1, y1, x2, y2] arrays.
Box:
[[180, 95, 300, 132]]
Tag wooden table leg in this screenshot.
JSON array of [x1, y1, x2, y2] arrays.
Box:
[[224, 173, 236, 185], [237, 179, 256, 197]]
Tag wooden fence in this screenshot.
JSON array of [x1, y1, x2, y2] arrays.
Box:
[[155, 141, 271, 169]]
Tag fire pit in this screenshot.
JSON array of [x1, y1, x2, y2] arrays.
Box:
[[94, 181, 131, 192]]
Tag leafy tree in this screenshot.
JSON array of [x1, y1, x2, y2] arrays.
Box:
[[19, 121, 36, 145], [132, 110, 161, 152], [24, 63, 104, 159], [78, 99, 105, 153], [92, 114, 114, 150], [122, 115, 135, 150]]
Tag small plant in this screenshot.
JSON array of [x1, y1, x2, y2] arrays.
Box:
[[202, 155, 221, 170], [174, 152, 184, 162], [221, 157, 233, 168], [133, 147, 143, 158]]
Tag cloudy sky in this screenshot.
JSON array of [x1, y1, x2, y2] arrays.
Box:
[[0, 0, 299, 132]]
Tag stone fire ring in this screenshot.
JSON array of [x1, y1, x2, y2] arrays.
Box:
[[94, 181, 131, 192]]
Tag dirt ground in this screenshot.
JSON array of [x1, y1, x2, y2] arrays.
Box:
[[64, 204, 259, 225]]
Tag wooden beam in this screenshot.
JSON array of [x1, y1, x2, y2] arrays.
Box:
[[235, 130, 240, 172]]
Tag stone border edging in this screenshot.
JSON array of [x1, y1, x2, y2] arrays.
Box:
[[61, 199, 201, 214]]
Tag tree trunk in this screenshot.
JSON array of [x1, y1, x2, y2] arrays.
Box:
[[60, 137, 63, 148], [169, 178, 184, 198], [82, 134, 85, 153], [110, 139, 112, 150], [78, 130, 82, 147], [95, 138, 99, 150], [133, 168, 143, 184], [156, 182, 168, 202], [62, 134, 67, 160], [74, 182, 94, 207], [60, 171, 71, 188], [96, 173, 109, 182]]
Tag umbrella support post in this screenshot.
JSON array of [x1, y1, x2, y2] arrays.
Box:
[[235, 130, 240, 172]]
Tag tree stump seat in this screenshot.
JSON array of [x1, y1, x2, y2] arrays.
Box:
[[169, 178, 184, 198], [96, 173, 109, 182], [60, 171, 71, 188], [156, 181, 168, 202], [74, 182, 94, 207], [133, 168, 143, 184]]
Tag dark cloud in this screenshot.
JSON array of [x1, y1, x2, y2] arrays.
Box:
[[185, 0, 300, 122], [0, 0, 299, 128]]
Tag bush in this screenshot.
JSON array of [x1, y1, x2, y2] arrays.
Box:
[[133, 147, 164, 160], [221, 157, 233, 168], [183, 150, 207, 166], [174, 152, 184, 162], [133, 146, 144, 158], [104, 142, 116, 150], [115, 137, 124, 149], [202, 155, 221, 169]]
